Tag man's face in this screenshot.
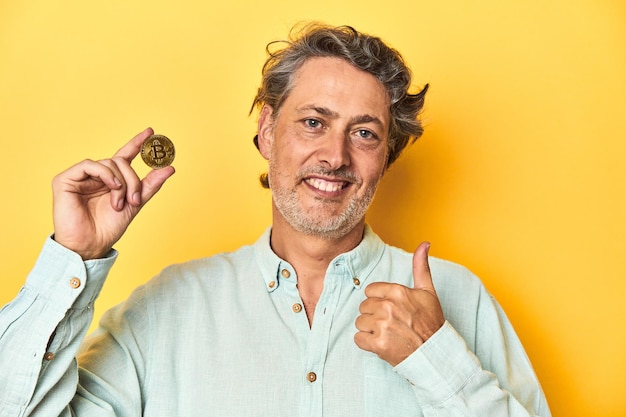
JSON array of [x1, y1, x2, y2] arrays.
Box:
[[258, 57, 391, 239]]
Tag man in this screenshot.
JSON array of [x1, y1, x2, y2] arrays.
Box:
[[0, 24, 550, 416]]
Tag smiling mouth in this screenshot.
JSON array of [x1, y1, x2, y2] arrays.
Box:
[[304, 177, 350, 193]]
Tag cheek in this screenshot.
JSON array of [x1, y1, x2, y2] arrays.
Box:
[[361, 150, 389, 182], [273, 142, 318, 171]]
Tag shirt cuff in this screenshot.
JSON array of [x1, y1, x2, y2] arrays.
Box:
[[393, 320, 482, 406], [24, 236, 118, 312]]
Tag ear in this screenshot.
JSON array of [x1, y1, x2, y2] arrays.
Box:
[[257, 105, 275, 160]]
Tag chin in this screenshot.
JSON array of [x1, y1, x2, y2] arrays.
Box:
[[290, 214, 364, 240]]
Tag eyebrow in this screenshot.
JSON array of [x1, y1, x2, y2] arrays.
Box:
[[350, 114, 385, 128], [297, 105, 385, 128], [297, 105, 339, 118]]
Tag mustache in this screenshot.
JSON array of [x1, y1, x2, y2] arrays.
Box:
[[296, 166, 360, 184]]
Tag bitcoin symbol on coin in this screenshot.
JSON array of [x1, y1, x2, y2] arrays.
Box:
[[141, 134, 175, 169]]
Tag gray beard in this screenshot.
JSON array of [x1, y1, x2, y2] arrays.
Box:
[[269, 163, 378, 240]]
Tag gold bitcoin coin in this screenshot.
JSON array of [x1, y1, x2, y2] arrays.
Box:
[[140, 134, 175, 169]]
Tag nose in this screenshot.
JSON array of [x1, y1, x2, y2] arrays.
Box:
[[317, 130, 351, 170]]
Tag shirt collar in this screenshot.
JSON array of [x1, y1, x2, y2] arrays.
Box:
[[253, 225, 386, 293]]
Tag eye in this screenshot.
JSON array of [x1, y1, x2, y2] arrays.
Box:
[[356, 129, 376, 140], [304, 118, 322, 129]]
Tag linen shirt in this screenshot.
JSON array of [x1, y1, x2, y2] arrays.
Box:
[[0, 226, 550, 416]]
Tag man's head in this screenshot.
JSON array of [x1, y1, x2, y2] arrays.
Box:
[[252, 23, 428, 188], [256, 56, 392, 240]]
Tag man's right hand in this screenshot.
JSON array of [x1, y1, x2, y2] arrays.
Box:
[[51, 128, 175, 260]]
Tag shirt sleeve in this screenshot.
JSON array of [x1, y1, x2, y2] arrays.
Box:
[[0, 236, 116, 416], [393, 292, 551, 417]]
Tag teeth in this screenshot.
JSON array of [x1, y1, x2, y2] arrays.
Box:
[[306, 178, 345, 192]]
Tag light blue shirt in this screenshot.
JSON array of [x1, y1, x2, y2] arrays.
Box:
[[0, 226, 550, 416]]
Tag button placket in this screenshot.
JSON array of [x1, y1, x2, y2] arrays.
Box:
[[300, 264, 348, 415]]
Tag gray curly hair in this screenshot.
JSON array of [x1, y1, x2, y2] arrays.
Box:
[[251, 23, 429, 188]]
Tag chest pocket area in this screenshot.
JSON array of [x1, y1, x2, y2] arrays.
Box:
[[363, 355, 423, 417]]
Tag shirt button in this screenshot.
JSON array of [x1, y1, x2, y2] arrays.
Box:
[[44, 352, 55, 361], [268, 281, 276, 289], [353, 277, 360, 286], [307, 372, 317, 383], [292, 303, 303, 313], [69, 278, 81, 289], [281, 269, 291, 278]]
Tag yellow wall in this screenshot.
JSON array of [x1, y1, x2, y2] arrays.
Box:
[[1, 0, 624, 415]]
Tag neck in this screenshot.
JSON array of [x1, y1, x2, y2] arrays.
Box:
[[270, 206, 365, 326], [270, 211, 365, 272]]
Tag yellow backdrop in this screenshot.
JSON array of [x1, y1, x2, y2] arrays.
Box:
[[1, 0, 625, 415]]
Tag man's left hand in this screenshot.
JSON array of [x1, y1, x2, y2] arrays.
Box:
[[354, 242, 445, 366]]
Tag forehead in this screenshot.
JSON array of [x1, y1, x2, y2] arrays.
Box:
[[284, 57, 391, 125]]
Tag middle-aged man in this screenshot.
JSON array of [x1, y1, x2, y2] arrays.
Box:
[[0, 23, 551, 416]]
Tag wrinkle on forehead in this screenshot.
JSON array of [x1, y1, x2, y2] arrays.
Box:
[[287, 57, 391, 124]]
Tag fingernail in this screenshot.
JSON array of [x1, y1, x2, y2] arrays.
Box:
[[132, 192, 141, 205], [117, 198, 124, 210], [114, 177, 122, 187]]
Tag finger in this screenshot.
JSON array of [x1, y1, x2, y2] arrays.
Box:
[[364, 281, 397, 299], [353, 330, 371, 353], [111, 156, 142, 207], [55, 159, 125, 208], [112, 127, 154, 162], [138, 165, 176, 206], [358, 297, 373, 314], [58, 159, 122, 189], [358, 296, 385, 315], [413, 241, 436, 293], [94, 158, 132, 211], [354, 314, 374, 333]]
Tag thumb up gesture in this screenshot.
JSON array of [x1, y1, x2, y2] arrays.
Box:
[[354, 242, 445, 366]]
